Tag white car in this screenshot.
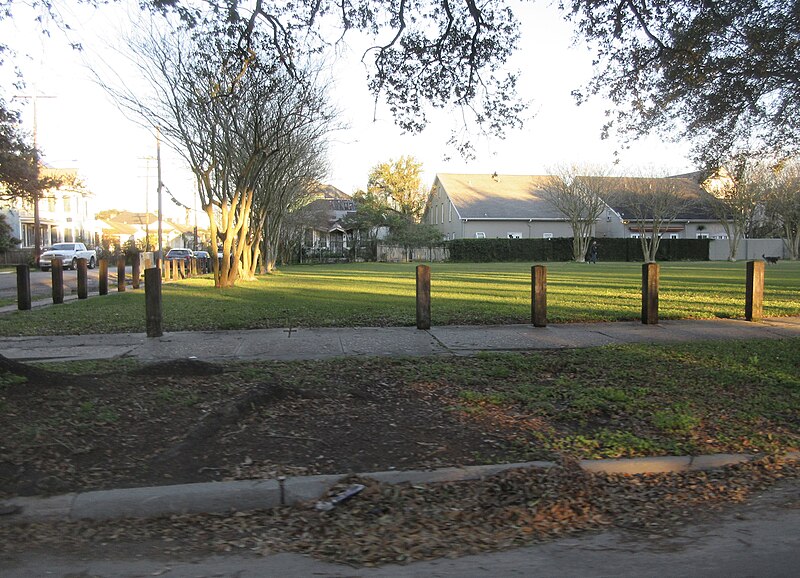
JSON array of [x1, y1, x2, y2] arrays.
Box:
[[39, 242, 97, 271]]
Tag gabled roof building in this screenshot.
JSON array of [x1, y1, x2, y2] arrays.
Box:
[[425, 172, 729, 241]]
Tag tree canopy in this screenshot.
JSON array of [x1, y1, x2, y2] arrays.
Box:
[[150, 0, 527, 155], [0, 103, 37, 201], [565, 0, 800, 164], [367, 156, 428, 221]]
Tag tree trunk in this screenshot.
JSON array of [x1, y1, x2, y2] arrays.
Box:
[[784, 223, 799, 260]]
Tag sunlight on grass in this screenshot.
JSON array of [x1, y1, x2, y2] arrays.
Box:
[[0, 261, 797, 335]]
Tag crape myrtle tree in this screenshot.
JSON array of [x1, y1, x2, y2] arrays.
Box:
[[765, 159, 800, 259], [541, 165, 613, 263], [564, 0, 800, 165], [246, 110, 332, 277], [606, 174, 700, 263], [105, 18, 334, 287], [701, 158, 766, 261]]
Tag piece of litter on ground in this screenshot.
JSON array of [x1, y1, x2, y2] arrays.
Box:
[[315, 484, 366, 511]]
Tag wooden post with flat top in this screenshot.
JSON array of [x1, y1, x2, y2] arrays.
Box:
[[531, 265, 547, 327], [416, 265, 431, 330], [642, 262, 659, 325], [132, 254, 141, 289], [145, 267, 163, 337], [51, 258, 64, 304], [16, 264, 31, 310], [745, 260, 764, 321], [99, 259, 108, 295], [117, 256, 126, 292], [77, 258, 88, 299]]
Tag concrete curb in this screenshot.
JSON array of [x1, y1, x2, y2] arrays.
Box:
[[3, 452, 797, 523]]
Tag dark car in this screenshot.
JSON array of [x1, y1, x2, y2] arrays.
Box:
[[165, 248, 194, 266]]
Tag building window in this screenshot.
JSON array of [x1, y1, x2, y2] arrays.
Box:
[[63, 196, 72, 213], [47, 197, 56, 212], [448, 202, 452, 222], [631, 233, 641, 238], [542, 233, 553, 239], [475, 232, 486, 239], [696, 233, 709, 239], [669, 233, 679, 239], [507, 232, 522, 239]]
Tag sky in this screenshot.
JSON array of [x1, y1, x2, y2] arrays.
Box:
[[3, 1, 696, 221]]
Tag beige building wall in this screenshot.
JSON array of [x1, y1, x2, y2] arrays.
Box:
[[459, 220, 574, 239], [426, 179, 460, 239]]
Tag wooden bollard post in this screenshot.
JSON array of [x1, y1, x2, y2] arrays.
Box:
[[16, 264, 31, 310], [177, 259, 185, 279], [77, 258, 88, 299], [169, 259, 176, 281], [132, 255, 141, 290], [745, 260, 765, 321], [51, 258, 64, 304], [642, 262, 659, 325], [117, 256, 126, 292], [145, 267, 163, 338], [531, 265, 547, 327], [99, 258, 108, 295], [416, 264, 431, 330]]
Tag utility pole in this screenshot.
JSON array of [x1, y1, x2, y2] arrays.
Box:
[[138, 155, 156, 252], [156, 128, 163, 264], [14, 90, 56, 263]]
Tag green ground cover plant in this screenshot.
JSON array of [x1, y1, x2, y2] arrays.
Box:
[[12, 337, 797, 474], [0, 261, 797, 335]]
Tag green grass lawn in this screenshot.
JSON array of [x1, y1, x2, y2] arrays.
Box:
[[0, 261, 798, 335]]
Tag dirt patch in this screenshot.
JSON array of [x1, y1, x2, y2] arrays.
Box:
[[1, 352, 799, 567], [0, 359, 540, 498], [1, 343, 798, 499]]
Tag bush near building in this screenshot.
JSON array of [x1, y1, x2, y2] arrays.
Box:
[[447, 238, 711, 263]]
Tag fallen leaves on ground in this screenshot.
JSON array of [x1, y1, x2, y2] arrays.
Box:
[[1, 456, 797, 567]]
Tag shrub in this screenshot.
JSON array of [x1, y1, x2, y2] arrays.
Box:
[[446, 238, 711, 262]]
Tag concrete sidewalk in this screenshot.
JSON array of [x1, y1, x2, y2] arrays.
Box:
[[1, 316, 799, 363]]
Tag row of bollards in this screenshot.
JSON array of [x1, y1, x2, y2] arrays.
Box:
[[13, 255, 211, 340], [414, 261, 767, 329], [17, 256, 141, 311], [15, 255, 212, 314]]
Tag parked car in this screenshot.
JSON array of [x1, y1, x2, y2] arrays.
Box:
[[164, 248, 194, 266], [39, 242, 97, 271], [193, 250, 210, 259]]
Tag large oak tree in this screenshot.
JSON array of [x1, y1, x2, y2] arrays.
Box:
[[564, 0, 800, 164]]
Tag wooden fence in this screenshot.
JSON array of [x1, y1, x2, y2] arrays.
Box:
[[377, 244, 449, 263]]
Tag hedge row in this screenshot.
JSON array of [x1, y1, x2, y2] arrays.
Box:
[[446, 238, 711, 262]]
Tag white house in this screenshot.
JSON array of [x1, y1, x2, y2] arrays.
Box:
[[1, 166, 101, 248]]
